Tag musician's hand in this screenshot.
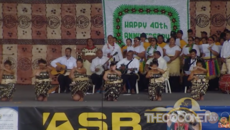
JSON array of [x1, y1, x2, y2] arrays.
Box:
[[95, 68, 100, 72], [221, 58, 226, 63], [56, 66, 61, 71]]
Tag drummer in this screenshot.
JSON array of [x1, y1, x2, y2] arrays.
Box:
[[90, 49, 110, 93]]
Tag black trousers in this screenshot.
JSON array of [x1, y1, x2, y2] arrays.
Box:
[[58, 74, 72, 93], [121, 74, 138, 90], [169, 76, 181, 92], [90, 73, 103, 90], [182, 76, 192, 88], [138, 72, 149, 91]]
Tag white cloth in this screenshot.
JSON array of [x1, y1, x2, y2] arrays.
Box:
[[51, 56, 76, 70], [90, 56, 109, 73], [189, 58, 197, 71], [146, 57, 167, 70], [202, 44, 219, 58], [146, 45, 163, 57], [181, 44, 200, 56], [102, 43, 123, 61], [133, 45, 145, 57], [163, 45, 181, 56], [221, 40, 230, 58], [116, 58, 140, 74]]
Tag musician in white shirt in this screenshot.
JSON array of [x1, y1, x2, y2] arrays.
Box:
[[221, 31, 230, 74], [51, 48, 76, 93], [90, 49, 109, 92], [102, 35, 123, 62], [116, 51, 140, 94]]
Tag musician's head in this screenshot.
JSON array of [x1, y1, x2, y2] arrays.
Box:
[[38, 59, 47, 69], [96, 49, 103, 58], [226, 30, 230, 40], [4, 60, 12, 69], [87, 38, 94, 47], [195, 37, 200, 45], [208, 36, 215, 44], [188, 37, 194, 45], [77, 58, 83, 68], [134, 37, 141, 46], [110, 61, 117, 70], [169, 37, 176, 46], [153, 51, 161, 59], [65, 48, 72, 57], [126, 38, 132, 46], [126, 51, 134, 60], [157, 35, 165, 43], [107, 35, 114, 44], [150, 59, 159, 69], [150, 37, 157, 46], [189, 49, 197, 59]]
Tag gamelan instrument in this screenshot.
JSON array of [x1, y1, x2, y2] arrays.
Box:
[[50, 63, 67, 76], [219, 74, 230, 94], [95, 52, 118, 75]]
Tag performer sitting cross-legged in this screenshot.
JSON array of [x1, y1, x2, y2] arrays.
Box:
[[51, 48, 76, 93], [0, 60, 16, 101], [116, 51, 140, 94], [188, 60, 209, 101], [32, 59, 52, 101], [146, 60, 165, 101], [69, 58, 92, 101], [90, 49, 109, 93], [103, 62, 123, 101]]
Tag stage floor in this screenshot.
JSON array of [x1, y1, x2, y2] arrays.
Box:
[[0, 85, 229, 107]]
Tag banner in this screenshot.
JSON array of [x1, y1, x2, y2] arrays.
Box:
[[103, 0, 189, 46], [0, 107, 18, 130], [18, 97, 230, 130]]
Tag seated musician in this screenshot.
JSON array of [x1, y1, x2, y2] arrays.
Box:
[[146, 51, 167, 78], [102, 35, 123, 62], [51, 48, 76, 93], [90, 49, 109, 93], [116, 51, 140, 94], [183, 49, 205, 92]]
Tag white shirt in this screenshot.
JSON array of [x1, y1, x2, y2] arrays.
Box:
[[164, 45, 181, 56], [181, 44, 200, 56], [202, 44, 219, 58], [116, 58, 140, 74], [102, 43, 123, 62], [51, 56, 76, 69], [221, 40, 230, 58], [146, 57, 167, 70], [146, 45, 163, 57], [90, 56, 109, 73], [133, 45, 145, 58], [189, 58, 197, 71]]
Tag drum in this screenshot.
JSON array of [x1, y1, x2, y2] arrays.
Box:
[[219, 74, 230, 94]]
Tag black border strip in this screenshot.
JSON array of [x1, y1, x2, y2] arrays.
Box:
[[0, 39, 104, 45]]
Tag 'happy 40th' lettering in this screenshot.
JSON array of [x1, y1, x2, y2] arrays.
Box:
[[124, 21, 168, 29]]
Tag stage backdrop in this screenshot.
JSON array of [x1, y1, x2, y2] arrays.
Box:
[[103, 0, 189, 46], [0, 0, 229, 84]]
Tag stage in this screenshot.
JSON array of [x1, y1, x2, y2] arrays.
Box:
[[0, 85, 228, 107]]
